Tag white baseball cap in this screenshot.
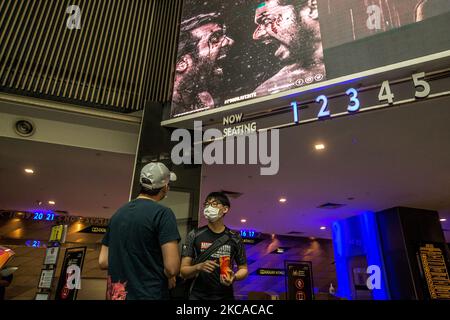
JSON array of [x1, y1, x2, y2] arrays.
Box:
[[140, 162, 177, 190]]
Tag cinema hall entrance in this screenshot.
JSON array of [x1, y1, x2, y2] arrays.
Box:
[[197, 89, 450, 301], [156, 54, 450, 300], [151, 0, 450, 301]]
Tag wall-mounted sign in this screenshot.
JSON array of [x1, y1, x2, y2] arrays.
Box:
[[289, 72, 440, 126], [271, 247, 290, 254], [418, 243, 450, 300], [253, 268, 285, 277], [223, 114, 257, 137], [0, 211, 110, 227], [35, 293, 49, 300], [285, 261, 314, 300], [49, 225, 67, 243], [44, 247, 60, 266], [55, 247, 86, 301], [38, 269, 55, 289], [78, 225, 107, 234], [242, 238, 263, 245], [196, 69, 450, 147]]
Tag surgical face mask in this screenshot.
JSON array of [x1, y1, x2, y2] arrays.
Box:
[[203, 206, 222, 222], [159, 185, 169, 201]]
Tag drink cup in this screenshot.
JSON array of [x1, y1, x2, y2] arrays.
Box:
[[219, 256, 232, 284]]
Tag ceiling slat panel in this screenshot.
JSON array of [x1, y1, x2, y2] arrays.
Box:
[[0, 0, 183, 113]]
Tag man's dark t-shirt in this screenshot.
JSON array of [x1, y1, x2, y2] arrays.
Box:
[[0, 274, 13, 300], [102, 198, 180, 300], [181, 226, 247, 300]]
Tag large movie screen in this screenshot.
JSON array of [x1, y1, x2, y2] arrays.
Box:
[[170, 0, 450, 118]]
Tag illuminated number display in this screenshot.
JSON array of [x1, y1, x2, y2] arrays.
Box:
[[316, 95, 329, 118], [291, 72, 432, 123], [33, 212, 43, 220], [378, 80, 394, 104], [412, 72, 431, 98], [240, 229, 256, 238], [33, 212, 55, 221], [291, 101, 299, 123], [25, 240, 44, 248], [346, 88, 360, 112]]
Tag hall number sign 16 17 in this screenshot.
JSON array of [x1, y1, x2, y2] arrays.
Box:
[[291, 72, 431, 123]]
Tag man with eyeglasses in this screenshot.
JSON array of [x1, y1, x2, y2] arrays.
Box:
[[252, 0, 325, 95], [171, 12, 235, 117], [180, 192, 248, 300]]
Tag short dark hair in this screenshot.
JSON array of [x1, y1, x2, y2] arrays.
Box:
[[139, 186, 163, 197], [177, 12, 223, 60], [205, 192, 231, 208]]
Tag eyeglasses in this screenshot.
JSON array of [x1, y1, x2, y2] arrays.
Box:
[[203, 200, 223, 208]]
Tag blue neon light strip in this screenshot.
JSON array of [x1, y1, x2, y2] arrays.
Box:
[[291, 101, 299, 123], [332, 211, 390, 300], [360, 212, 390, 300]]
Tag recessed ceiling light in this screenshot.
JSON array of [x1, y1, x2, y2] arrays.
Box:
[[279, 197, 287, 203], [24, 168, 34, 174], [48, 201, 56, 205], [440, 218, 447, 222], [320, 226, 326, 230], [241, 219, 247, 223], [315, 144, 325, 150]]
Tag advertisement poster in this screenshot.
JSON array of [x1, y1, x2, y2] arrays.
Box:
[[35, 293, 49, 300], [49, 224, 68, 243], [285, 260, 314, 300], [55, 247, 86, 301], [38, 269, 55, 289], [171, 0, 327, 118], [44, 247, 60, 265], [170, 0, 450, 119], [417, 243, 450, 300]]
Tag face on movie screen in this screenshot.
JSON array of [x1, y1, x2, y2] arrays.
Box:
[[169, 0, 450, 119]]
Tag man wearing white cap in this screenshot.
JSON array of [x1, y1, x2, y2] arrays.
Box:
[[99, 162, 180, 300]]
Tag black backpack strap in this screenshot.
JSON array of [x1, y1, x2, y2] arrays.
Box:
[[186, 228, 230, 298], [193, 233, 230, 265], [190, 226, 209, 261]]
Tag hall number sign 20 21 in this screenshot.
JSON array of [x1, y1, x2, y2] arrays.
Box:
[[290, 72, 431, 123]]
